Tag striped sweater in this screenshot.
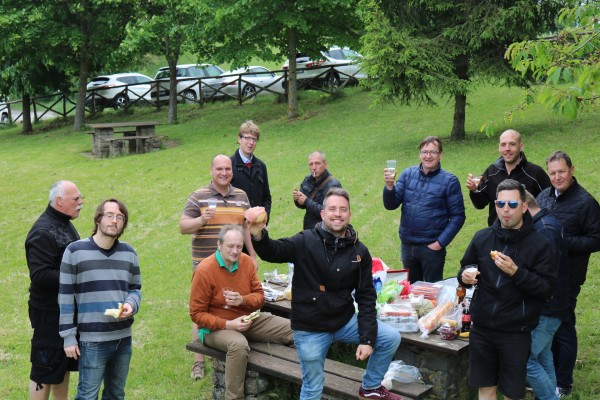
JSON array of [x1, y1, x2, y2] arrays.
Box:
[[58, 236, 142, 347]]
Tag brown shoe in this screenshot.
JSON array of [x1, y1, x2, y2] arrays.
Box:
[[190, 361, 205, 380]]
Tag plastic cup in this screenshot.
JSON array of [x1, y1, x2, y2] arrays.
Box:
[[386, 160, 397, 176], [208, 198, 218, 209]]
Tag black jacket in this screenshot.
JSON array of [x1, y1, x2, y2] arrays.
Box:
[[294, 170, 342, 230], [231, 149, 272, 218], [536, 178, 600, 288], [252, 223, 377, 346], [25, 205, 80, 311], [470, 152, 551, 226], [458, 213, 555, 333]]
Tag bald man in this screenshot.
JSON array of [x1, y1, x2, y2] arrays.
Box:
[[466, 129, 551, 225]]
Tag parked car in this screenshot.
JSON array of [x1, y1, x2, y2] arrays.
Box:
[[218, 66, 285, 98], [282, 47, 365, 88], [153, 64, 225, 103], [0, 100, 8, 124], [86, 73, 154, 110]]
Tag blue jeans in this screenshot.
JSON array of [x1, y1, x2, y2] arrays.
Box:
[[527, 316, 562, 400], [76, 337, 132, 400], [293, 314, 401, 400], [401, 243, 446, 283]]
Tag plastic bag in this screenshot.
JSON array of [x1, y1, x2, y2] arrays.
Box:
[[418, 300, 454, 338], [377, 280, 402, 304], [381, 360, 423, 389]]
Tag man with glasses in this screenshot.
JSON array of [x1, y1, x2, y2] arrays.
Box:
[[25, 180, 83, 400], [536, 150, 600, 397], [383, 136, 465, 283], [466, 129, 551, 226], [179, 154, 256, 380], [458, 179, 556, 400], [293, 150, 342, 230], [59, 198, 141, 400], [231, 120, 272, 220]]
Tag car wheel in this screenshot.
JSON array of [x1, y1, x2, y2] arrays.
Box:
[[113, 94, 128, 109], [242, 85, 256, 98], [183, 90, 197, 103], [1, 112, 8, 124], [323, 73, 341, 90]]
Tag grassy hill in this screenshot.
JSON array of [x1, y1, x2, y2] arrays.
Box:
[[1, 85, 598, 398]]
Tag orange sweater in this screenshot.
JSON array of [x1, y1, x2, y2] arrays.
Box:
[[190, 252, 264, 330]]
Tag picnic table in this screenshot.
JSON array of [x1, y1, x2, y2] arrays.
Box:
[[261, 286, 474, 399], [87, 121, 162, 158]]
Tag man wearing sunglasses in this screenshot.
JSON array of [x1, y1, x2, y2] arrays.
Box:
[[458, 179, 556, 400], [536, 151, 600, 397], [467, 129, 551, 226]]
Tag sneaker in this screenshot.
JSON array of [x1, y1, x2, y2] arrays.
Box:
[[556, 386, 571, 398], [190, 361, 204, 380], [358, 386, 403, 400]]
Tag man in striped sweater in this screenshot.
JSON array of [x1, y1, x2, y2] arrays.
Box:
[[59, 198, 141, 400]]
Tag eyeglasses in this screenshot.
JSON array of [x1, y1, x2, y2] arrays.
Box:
[[103, 213, 125, 222], [495, 200, 520, 209], [240, 136, 258, 143], [419, 150, 440, 156]]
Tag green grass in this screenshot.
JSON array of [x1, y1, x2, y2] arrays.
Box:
[[1, 86, 598, 399]]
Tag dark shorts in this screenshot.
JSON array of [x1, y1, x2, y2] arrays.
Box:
[[29, 305, 78, 384], [469, 324, 531, 399]]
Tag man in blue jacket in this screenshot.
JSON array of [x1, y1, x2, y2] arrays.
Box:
[[525, 191, 569, 400], [383, 136, 465, 282]]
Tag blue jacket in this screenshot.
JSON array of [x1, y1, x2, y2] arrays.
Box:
[[383, 164, 465, 247], [532, 208, 569, 320]]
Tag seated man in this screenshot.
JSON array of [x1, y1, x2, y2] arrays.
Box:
[[189, 224, 293, 400], [250, 188, 403, 400]]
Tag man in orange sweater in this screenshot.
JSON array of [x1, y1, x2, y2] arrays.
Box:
[[189, 225, 293, 400]]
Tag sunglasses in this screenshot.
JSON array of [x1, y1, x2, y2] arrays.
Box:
[[495, 200, 520, 209]]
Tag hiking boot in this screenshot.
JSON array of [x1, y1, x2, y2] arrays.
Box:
[[358, 386, 403, 399], [190, 361, 204, 380]]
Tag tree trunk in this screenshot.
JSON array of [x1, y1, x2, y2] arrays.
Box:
[[451, 93, 466, 140], [21, 94, 33, 134], [73, 0, 91, 131], [287, 28, 298, 120], [450, 54, 468, 140], [165, 35, 180, 125], [73, 56, 90, 131]]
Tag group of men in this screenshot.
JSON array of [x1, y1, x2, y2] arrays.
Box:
[[25, 122, 599, 400], [25, 181, 141, 399]]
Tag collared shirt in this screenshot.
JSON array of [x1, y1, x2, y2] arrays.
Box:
[[215, 250, 238, 273], [182, 182, 251, 269]]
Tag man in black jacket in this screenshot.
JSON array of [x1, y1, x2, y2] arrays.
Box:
[[467, 129, 551, 226], [458, 179, 555, 400], [231, 120, 272, 219], [536, 150, 600, 397], [250, 188, 402, 400], [25, 180, 83, 400], [292, 150, 342, 230]]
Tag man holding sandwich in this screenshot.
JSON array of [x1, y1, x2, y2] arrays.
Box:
[[189, 224, 293, 400]]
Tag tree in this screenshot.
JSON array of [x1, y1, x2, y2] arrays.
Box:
[[198, 0, 363, 119], [503, 3, 600, 125], [122, 0, 203, 125], [360, 0, 566, 140], [0, 1, 139, 132]]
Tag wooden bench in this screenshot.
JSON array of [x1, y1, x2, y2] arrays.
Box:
[[187, 340, 432, 400]]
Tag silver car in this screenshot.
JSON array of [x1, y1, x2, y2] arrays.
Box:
[[153, 64, 225, 103], [86, 73, 154, 110], [218, 66, 285, 98], [282, 47, 365, 88]]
